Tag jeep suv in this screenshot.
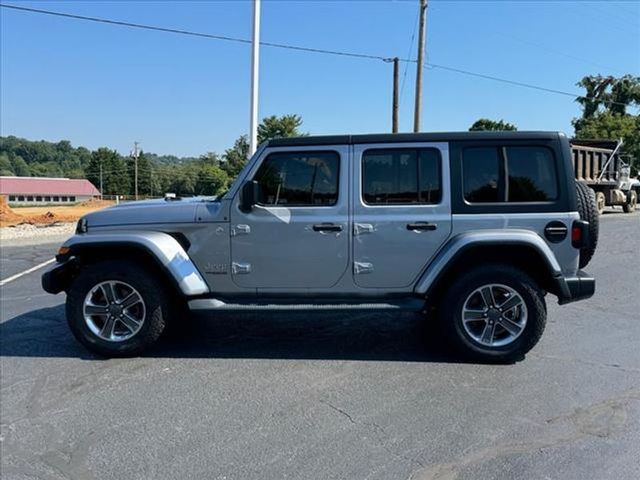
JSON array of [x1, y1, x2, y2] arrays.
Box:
[[42, 131, 597, 361]]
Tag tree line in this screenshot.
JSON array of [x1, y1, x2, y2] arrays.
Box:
[[0, 115, 304, 197], [1, 74, 638, 195]]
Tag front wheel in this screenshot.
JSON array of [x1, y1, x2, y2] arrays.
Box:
[[595, 191, 606, 215], [66, 260, 170, 357], [439, 265, 546, 363], [623, 190, 637, 213]]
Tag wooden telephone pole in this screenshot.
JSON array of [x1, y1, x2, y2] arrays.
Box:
[[413, 0, 427, 132], [392, 57, 399, 133], [131, 141, 140, 201]]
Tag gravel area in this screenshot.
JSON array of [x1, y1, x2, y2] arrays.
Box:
[[0, 222, 75, 246]]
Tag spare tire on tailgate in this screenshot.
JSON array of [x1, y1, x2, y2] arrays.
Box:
[[575, 181, 599, 268]]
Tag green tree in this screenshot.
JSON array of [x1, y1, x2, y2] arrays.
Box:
[[257, 114, 304, 143], [221, 135, 250, 179], [192, 152, 229, 196], [574, 75, 640, 175], [469, 118, 517, 131], [576, 75, 614, 120], [222, 114, 305, 179], [86, 148, 130, 196], [11, 156, 30, 176], [196, 164, 229, 196], [0, 153, 14, 176], [172, 167, 198, 195], [575, 75, 640, 126], [574, 112, 640, 175], [30, 161, 64, 177], [609, 75, 640, 116], [127, 151, 155, 196]]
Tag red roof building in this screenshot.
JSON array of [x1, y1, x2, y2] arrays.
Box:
[[0, 176, 101, 205]]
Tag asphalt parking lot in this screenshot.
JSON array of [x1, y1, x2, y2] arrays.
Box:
[[1, 211, 639, 480]]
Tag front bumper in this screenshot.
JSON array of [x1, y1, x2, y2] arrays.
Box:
[[41, 259, 77, 294], [555, 270, 595, 305]]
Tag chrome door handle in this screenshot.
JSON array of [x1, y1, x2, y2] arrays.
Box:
[[312, 223, 343, 233], [406, 222, 437, 231]]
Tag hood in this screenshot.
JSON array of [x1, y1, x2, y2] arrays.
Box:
[[85, 196, 218, 227]]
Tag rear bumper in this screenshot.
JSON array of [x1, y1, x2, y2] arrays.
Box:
[[555, 270, 595, 305], [41, 259, 77, 294]]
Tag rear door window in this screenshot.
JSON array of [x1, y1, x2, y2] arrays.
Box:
[[362, 148, 442, 205]]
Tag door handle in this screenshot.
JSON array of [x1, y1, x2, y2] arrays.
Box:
[[406, 222, 437, 232], [312, 223, 343, 233]]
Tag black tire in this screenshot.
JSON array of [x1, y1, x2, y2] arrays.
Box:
[[595, 191, 606, 216], [66, 260, 170, 357], [439, 264, 546, 363], [622, 190, 637, 213], [575, 182, 599, 268]]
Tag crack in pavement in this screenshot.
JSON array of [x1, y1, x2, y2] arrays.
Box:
[[319, 398, 427, 474]]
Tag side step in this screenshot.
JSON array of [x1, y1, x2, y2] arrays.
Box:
[[188, 297, 425, 312]]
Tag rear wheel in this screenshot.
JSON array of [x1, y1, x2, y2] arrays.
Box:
[[66, 261, 170, 357], [623, 190, 637, 213], [439, 264, 546, 363]]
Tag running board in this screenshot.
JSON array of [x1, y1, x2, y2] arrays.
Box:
[[188, 298, 425, 312]]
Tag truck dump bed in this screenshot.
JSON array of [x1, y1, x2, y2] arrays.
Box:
[[571, 140, 620, 185]]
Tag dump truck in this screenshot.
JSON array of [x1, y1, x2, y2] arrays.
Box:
[[571, 139, 639, 214]]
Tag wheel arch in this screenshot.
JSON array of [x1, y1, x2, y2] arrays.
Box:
[[54, 232, 209, 297], [415, 230, 565, 303]]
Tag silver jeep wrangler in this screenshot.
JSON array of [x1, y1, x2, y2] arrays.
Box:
[[42, 131, 597, 361]]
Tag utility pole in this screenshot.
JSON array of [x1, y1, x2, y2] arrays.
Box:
[[99, 162, 103, 200], [392, 57, 399, 133], [249, 0, 261, 157], [131, 141, 140, 201], [413, 0, 427, 133]]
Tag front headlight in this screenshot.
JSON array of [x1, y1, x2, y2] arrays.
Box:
[[76, 217, 88, 234]]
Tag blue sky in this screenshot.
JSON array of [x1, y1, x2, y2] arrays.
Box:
[[1, 0, 639, 157]]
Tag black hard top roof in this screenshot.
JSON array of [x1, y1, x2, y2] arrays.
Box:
[[265, 131, 563, 147]]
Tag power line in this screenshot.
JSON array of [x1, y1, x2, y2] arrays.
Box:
[[489, 31, 624, 75], [1, 3, 634, 110], [424, 62, 635, 109], [399, 7, 420, 106], [0, 4, 406, 63]]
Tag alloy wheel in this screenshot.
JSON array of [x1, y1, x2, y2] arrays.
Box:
[[83, 280, 146, 342], [461, 284, 528, 347]]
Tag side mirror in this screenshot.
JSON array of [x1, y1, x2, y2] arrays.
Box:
[[240, 180, 262, 212]]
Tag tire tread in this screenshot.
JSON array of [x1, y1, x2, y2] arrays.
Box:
[[439, 264, 546, 363]]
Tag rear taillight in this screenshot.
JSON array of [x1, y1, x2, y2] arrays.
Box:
[[572, 220, 589, 248]]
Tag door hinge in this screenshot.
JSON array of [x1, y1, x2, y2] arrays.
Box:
[[354, 262, 374, 275], [231, 224, 251, 236], [354, 223, 375, 235], [232, 262, 252, 274]]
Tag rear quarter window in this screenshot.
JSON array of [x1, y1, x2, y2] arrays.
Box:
[[463, 146, 558, 203], [506, 146, 557, 201]]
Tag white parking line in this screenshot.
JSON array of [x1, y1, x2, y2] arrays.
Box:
[[0, 258, 56, 286]]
